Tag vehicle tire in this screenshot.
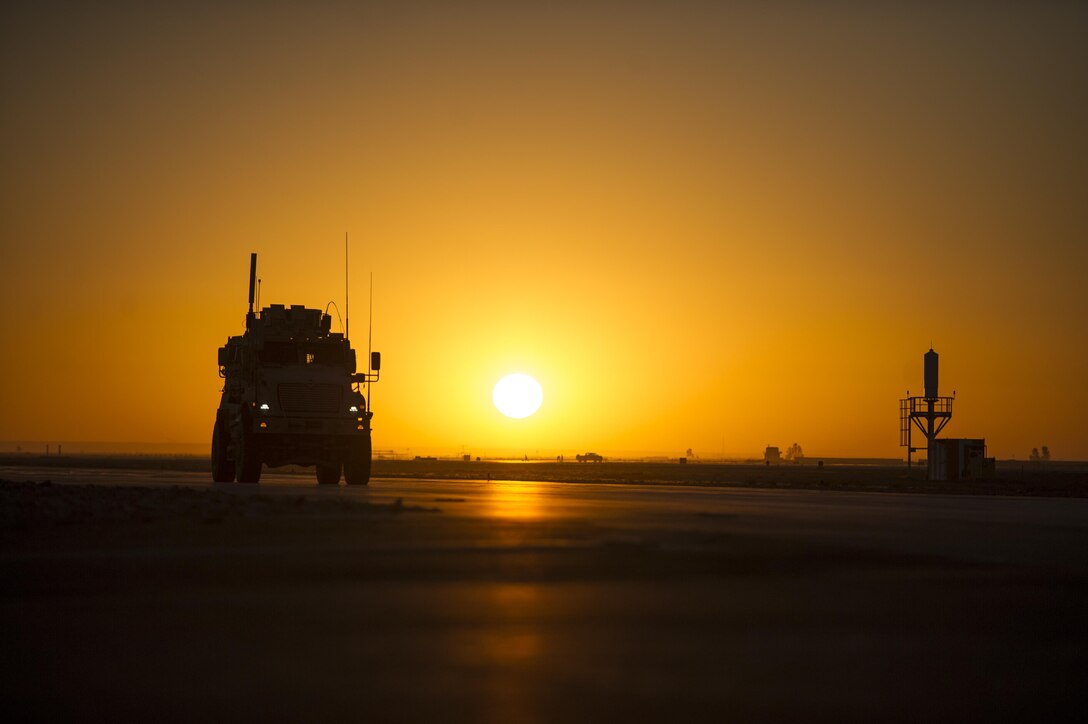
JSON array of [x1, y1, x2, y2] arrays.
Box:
[[235, 428, 262, 483], [316, 462, 341, 485], [211, 418, 235, 483], [344, 433, 372, 486]]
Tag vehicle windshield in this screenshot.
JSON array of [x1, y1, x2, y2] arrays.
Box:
[[259, 341, 298, 365], [306, 343, 347, 366], [259, 341, 347, 366]]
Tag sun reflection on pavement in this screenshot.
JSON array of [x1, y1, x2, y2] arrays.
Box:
[[485, 481, 548, 520], [467, 584, 546, 724]]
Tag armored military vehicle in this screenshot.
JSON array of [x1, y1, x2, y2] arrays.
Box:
[[212, 253, 380, 485]]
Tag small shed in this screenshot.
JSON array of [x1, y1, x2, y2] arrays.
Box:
[[932, 438, 995, 481]]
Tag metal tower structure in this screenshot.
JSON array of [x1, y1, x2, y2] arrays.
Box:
[[899, 348, 954, 480]]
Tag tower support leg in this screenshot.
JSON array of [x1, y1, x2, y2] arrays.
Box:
[[926, 402, 936, 481]]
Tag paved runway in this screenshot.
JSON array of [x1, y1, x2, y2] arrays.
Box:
[[3, 468, 1087, 721]]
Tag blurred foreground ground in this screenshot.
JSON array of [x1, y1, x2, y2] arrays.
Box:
[[2, 464, 1087, 722]]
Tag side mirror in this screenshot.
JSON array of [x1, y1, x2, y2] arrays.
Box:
[[371, 351, 381, 371]]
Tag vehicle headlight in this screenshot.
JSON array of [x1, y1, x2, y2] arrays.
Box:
[[349, 405, 359, 413], [259, 403, 270, 411]]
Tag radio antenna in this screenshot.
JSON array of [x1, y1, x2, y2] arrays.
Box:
[[247, 253, 257, 314], [345, 232, 350, 341], [368, 272, 373, 395]]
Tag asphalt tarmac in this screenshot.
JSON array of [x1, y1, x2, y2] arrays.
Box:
[[3, 468, 1087, 722]]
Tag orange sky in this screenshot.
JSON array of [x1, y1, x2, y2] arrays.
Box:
[[2, 1, 1086, 459]]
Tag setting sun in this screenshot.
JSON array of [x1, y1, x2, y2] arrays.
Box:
[[493, 374, 544, 419]]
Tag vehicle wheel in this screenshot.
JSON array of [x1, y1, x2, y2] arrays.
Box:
[[316, 462, 341, 485], [235, 429, 262, 483], [344, 433, 372, 486], [211, 418, 235, 483]]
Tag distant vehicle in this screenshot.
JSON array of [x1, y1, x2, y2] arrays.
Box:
[[577, 452, 604, 463], [212, 253, 380, 485]]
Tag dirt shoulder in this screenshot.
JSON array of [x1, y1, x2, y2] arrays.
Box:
[[2, 455, 1085, 497]]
